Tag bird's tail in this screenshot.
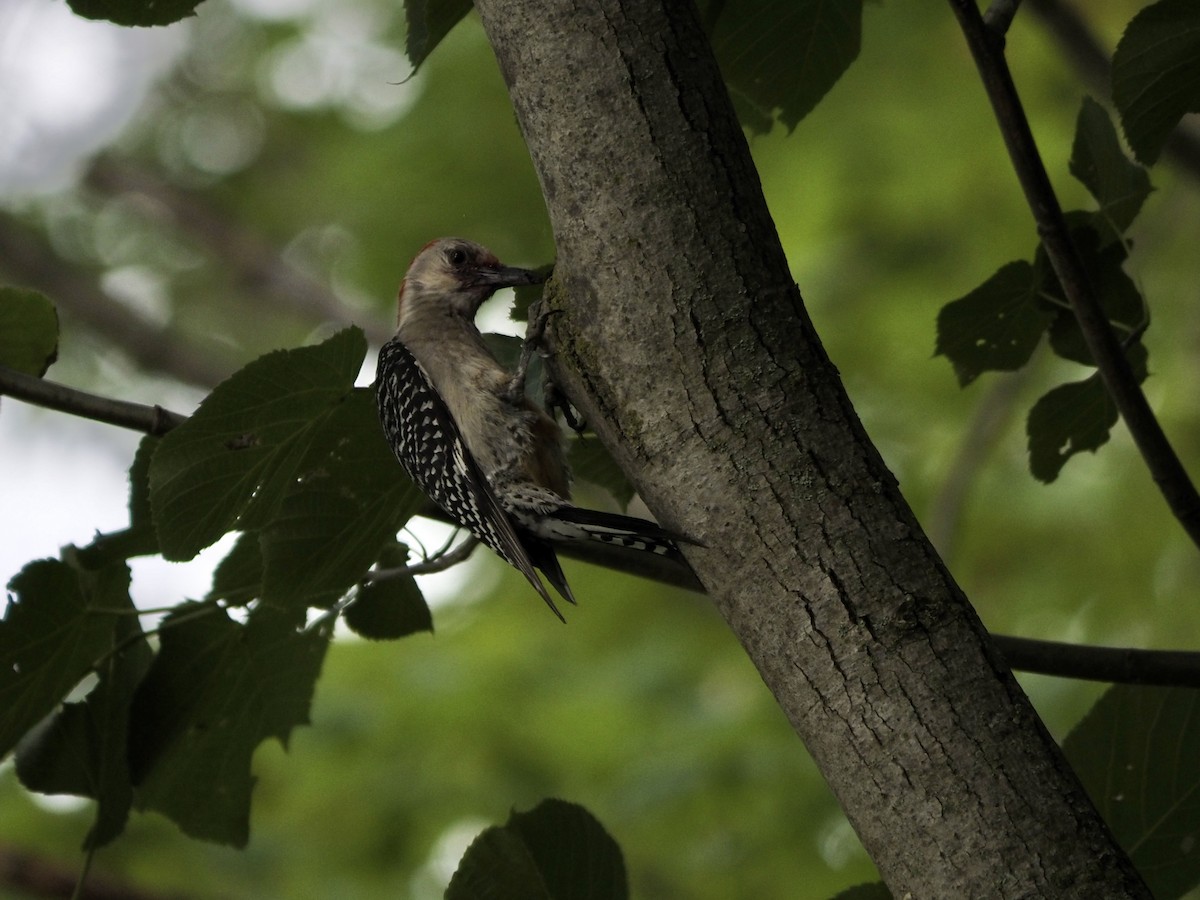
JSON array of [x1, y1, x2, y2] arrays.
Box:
[[535, 506, 691, 561]]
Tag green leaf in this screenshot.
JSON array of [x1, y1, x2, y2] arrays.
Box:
[[1026, 344, 1147, 483], [568, 437, 636, 509], [935, 261, 1052, 386], [1037, 228, 1147, 367], [405, 0, 473, 73], [15, 563, 151, 849], [447, 799, 628, 900], [0, 287, 58, 376], [74, 437, 164, 568], [1112, 0, 1200, 165], [259, 388, 425, 610], [67, 0, 207, 27], [148, 328, 367, 562], [207, 532, 263, 606], [129, 605, 330, 847], [343, 572, 432, 641], [708, 0, 863, 133], [1065, 686, 1200, 900], [0, 559, 124, 760], [1069, 98, 1152, 240]]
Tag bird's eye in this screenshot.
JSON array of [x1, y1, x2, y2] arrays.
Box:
[[446, 248, 468, 266]]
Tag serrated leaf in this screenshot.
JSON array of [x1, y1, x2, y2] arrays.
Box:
[[259, 388, 425, 610], [148, 328, 367, 562], [207, 532, 263, 606], [1026, 344, 1147, 483], [0, 286, 58, 376], [129, 605, 329, 846], [67, 0, 206, 27], [1112, 0, 1200, 165], [1037, 228, 1147, 366], [1065, 686, 1200, 900], [0, 559, 124, 759], [15, 564, 151, 849], [568, 437, 635, 509], [74, 438, 163, 568], [343, 572, 432, 641], [1069, 97, 1152, 240], [447, 799, 628, 900], [936, 261, 1052, 386], [708, 0, 863, 133], [404, 0, 473, 73]]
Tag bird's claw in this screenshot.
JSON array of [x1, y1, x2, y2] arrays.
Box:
[[506, 302, 563, 404]]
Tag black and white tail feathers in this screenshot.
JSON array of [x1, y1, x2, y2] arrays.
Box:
[[377, 336, 693, 620]]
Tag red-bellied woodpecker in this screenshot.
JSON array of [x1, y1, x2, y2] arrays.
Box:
[[375, 237, 685, 619]]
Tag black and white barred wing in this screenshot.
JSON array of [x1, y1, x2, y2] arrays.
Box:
[[376, 339, 556, 611]]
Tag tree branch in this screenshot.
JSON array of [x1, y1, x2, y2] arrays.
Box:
[[7, 364, 1199, 692], [993, 635, 1200, 688], [366, 537, 480, 580], [949, 0, 1200, 553], [475, 0, 1153, 892], [0, 365, 185, 435]]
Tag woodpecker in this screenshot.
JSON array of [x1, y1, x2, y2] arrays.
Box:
[[376, 237, 685, 619]]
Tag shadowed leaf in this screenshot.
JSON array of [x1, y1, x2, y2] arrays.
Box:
[[1069, 98, 1152, 241], [0, 287, 58, 376], [148, 328, 366, 562], [708, 0, 863, 133], [68, 0, 207, 27], [1026, 343, 1147, 483], [447, 799, 628, 900], [129, 605, 330, 846], [936, 261, 1052, 386], [1113, 0, 1200, 165], [1065, 685, 1200, 900]]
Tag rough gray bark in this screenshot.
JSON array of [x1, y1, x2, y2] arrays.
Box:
[[473, 0, 1151, 896]]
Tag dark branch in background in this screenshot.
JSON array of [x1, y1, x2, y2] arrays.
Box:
[[926, 370, 1030, 557], [85, 158, 392, 348], [0, 214, 227, 388], [1028, 0, 1200, 180], [952, 0, 1200, 551], [0, 846, 192, 900]]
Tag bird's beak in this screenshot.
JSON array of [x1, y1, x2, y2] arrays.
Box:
[[471, 264, 545, 290]]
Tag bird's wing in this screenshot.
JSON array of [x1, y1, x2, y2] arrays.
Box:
[[376, 338, 562, 619]]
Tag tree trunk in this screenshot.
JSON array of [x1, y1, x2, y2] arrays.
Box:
[[472, 0, 1151, 894]]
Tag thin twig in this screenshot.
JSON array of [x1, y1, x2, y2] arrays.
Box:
[[7, 367, 1200, 686], [947, 0, 1200, 551], [366, 537, 479, 581], [0, 364, 186, 435]]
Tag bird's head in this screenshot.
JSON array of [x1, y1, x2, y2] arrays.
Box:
[[396, 237, 543, 328]]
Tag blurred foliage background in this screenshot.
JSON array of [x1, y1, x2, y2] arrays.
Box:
[[2, 0, 1199, 897]]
